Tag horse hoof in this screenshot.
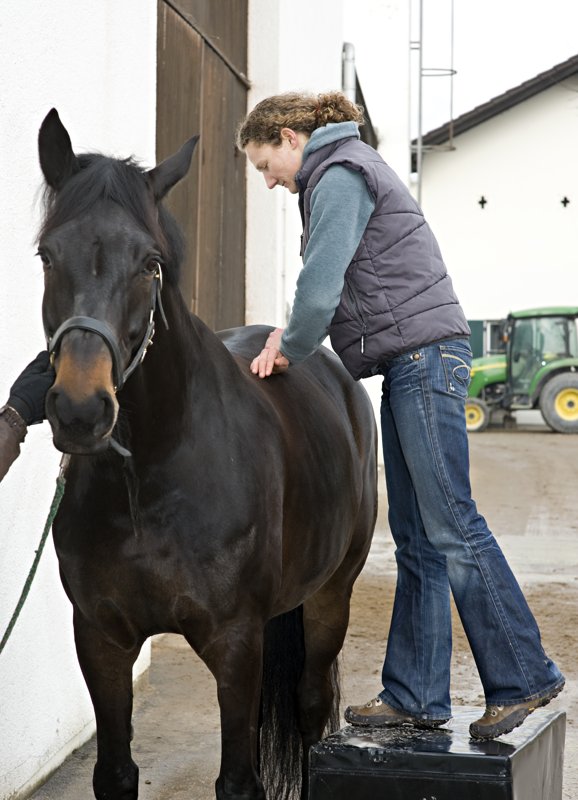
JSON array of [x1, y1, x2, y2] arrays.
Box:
[[93, 760, 139, 799], [215, 776, 266, 800]]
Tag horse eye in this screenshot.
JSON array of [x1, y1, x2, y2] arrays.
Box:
[[37, 250, 52, 270], [145, 258, 161, 274]]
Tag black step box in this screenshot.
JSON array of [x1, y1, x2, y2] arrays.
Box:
[[309, 707, 565, 799]]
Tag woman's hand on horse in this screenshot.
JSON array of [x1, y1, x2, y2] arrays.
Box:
[[250, 328, 290, 378]]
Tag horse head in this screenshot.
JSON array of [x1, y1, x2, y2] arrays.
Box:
[[37, 109, 198, 454]]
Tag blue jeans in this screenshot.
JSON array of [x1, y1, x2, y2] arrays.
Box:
[[378, 338, 563, 721]]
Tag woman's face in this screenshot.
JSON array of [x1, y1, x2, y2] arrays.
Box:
[[245, 128, 307, 194]]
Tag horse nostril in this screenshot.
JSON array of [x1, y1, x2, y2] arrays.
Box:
[[47, 386, 77, 426], [45, 387, 59, 423], [93, 391, 116, 438]]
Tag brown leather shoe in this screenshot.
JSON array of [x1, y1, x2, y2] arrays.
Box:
[[469, 679, 565, 740], [344, 696, 449, 729]]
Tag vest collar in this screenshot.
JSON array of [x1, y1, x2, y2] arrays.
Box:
[[296, 123, 360, 193]]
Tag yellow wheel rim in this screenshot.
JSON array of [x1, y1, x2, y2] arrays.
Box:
[[466, 404, 483, 427], [554, 388, 578, 421]]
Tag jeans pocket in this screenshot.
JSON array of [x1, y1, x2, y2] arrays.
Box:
[[440, 344, 471, 398]]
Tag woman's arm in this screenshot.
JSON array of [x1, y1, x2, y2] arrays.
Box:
[[280, 165, 375, 363], [251, 165, 375, 378]]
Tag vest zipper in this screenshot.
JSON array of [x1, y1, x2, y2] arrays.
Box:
[[345, 278, 367, 354]]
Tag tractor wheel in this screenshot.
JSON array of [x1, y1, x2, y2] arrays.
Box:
[[465, 398, 491, 432], [539, 373, 578, 433]]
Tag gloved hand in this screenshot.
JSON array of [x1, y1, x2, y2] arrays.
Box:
[[7, 350, 55, 426]]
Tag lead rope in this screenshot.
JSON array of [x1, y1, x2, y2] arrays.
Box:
[[0, 454, 69, 655]]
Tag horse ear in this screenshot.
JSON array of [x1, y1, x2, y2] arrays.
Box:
[[38, 108, 80, 191], [147, 135, 199, 201]]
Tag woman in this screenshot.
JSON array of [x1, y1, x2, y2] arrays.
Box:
[[236, 91, 564, 740]]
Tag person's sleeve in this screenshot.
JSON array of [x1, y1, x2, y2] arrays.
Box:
[[0, 406, 27, 482], [280, 165, 375, 363]]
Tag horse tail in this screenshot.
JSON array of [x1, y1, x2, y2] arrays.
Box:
[[259, 605, 341, 800]]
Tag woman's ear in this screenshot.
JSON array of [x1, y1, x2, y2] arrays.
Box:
[[280, 127, 297, 147]]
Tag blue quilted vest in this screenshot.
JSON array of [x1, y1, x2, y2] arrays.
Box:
[[296, 135, 470, 379]]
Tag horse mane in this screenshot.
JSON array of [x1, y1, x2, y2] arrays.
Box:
[[38, 153, 185, 285]]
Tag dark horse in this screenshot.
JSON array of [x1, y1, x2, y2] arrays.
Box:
[[37, 109, 377, 800]]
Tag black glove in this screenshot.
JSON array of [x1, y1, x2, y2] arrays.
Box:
[[7, 350, 55, 426]]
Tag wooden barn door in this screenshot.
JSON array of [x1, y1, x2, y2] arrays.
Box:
[[157, 0, 248, 330]]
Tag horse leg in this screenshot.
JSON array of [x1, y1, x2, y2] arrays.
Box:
[[186, 622, 266, 800], [73, 611, 141, 799], [297, 582, 355, 799]]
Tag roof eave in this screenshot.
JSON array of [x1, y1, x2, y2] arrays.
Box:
[[414, 53, 578, 149]]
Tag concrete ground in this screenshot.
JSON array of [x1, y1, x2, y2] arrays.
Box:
[[29, 419, 578, 799]]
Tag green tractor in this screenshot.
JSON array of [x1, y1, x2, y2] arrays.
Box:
[[466, 307, 578, 433]]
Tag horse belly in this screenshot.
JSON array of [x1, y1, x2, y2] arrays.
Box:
[[55, 513, 276, 650]]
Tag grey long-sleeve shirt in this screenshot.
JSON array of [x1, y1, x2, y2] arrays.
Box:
[[280, 125, 375, 364]]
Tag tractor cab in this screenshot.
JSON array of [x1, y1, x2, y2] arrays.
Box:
[[466, 307, 578, 433], [507, 309, 578, 406]]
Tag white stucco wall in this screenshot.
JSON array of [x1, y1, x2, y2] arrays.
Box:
[[419, 78, 578, 321], [0, 3, 157, 797]]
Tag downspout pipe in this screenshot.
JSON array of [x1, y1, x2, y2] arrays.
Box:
[[342, 42, 356, 101]]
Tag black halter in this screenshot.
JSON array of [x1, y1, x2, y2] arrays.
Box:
[[47, 267, 168, 392]]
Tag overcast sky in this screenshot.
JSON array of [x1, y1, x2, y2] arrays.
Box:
[[418, 0, 578, 132]]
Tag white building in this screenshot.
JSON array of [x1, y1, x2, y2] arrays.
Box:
[[416, 54, 578, 322]]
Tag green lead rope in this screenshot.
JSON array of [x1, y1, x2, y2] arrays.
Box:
[[0, 455, 69, 656]]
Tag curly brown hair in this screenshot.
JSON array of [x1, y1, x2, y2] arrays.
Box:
[[236, 91, 365, 149]]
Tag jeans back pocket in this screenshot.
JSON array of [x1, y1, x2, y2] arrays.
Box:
[[440, 345, 471, 398]]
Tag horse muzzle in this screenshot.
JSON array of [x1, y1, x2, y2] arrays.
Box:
[[46, 336, 119, 454]]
